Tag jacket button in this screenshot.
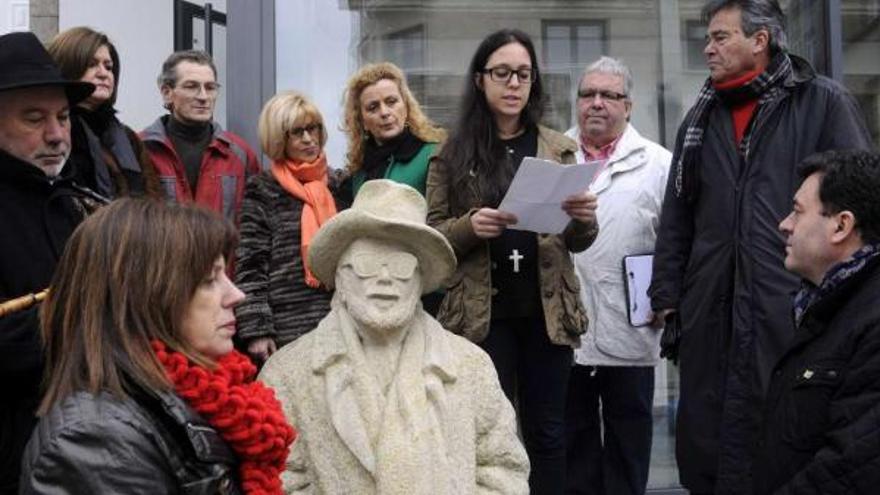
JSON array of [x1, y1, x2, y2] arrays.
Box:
[[491, 287, 499, 296], [544, 290, 554, 298], [541, 260, 552, 269], [773, 369, 782, 377]]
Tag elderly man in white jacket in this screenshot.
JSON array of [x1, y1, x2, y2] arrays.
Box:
[[563, 56, 672, 495]]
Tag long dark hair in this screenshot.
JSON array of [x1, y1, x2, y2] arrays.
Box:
[[38, 199, 237, 415], [438, 29, 545, 212]]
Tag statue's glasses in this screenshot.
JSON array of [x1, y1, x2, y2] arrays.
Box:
[[345, 252, 418, 281]]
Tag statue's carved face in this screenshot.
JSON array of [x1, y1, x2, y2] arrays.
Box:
[[337, 238, 422, 334]]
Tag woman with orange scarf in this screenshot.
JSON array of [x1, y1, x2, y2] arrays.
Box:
[[235, 91, 339, 364]]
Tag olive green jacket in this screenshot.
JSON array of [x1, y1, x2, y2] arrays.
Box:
[[426, 125, 597, 347]]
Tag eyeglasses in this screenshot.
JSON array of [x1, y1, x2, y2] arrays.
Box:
[[577, 89, 628, 102], [175, 81, 221, 97], [345, 252, 418, 280], [288, 123, 323, 140], [482, 65, 534, 84]]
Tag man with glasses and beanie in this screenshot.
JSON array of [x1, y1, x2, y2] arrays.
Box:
[[141, 50, 259, 223], [563, 56, 671, 495], [259, 179, 529, 494], [0, 31, 96, 493], [649, 1, 873, 494]]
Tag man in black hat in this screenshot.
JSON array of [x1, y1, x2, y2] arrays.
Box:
[[0, 31, 95, 492]]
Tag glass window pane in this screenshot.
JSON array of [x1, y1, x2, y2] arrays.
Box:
[[842, 0, 880, 145], [575, 24, 603, 65], [545, 24, 572, 67]]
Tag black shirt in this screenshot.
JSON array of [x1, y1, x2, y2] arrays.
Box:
[[165, 117, 212, 191], [490, 125, 542, 319]]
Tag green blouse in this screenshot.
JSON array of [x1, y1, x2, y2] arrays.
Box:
[[351, 142, 437, 198]]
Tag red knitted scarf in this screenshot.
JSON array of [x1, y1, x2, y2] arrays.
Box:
[[151, 341, 296, 494]]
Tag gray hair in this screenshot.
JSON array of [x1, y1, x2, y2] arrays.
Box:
[[579, 56, 634, 96], [156, 50, 217, 88], [702, 0, 788, 54]]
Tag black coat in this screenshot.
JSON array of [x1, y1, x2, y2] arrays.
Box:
[[650, 55, 874, 494], [20, 388, 242, 494], [0, 152, 86, 492], [753, 256, 880, 494], [68, 108, 161, 199]]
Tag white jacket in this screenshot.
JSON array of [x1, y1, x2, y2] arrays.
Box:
[[566, 124, 672, 366]]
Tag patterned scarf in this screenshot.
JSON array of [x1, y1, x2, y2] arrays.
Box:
[[793, 244, 880, 326], [152, 341, 296, 495], [271, 152, 338, 289], [673, 52, 793, 201]]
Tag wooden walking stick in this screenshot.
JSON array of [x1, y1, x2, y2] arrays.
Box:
[[0, 289, 48, 318]]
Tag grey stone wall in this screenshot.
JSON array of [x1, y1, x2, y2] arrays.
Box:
[[30, 0, 58, 42]]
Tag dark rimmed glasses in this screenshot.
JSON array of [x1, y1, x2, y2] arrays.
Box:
[[577, 89, 629, 102], [482, 65, 534, 84], [288, 123, 323, 140]]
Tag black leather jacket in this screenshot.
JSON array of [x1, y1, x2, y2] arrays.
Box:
[[20, 388, 241, 495]]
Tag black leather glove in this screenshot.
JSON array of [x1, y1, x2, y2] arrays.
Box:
[[660, 311, 681, 365]]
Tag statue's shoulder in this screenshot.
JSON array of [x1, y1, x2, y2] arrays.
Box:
[[259, 321, 333, 386]]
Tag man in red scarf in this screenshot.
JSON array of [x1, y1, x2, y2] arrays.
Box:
[[649, 1, 873, 494]]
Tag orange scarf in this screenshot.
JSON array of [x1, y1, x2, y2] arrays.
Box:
[[271, 153, 337, 288]]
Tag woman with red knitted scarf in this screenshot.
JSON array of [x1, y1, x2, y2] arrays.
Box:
[[20, 199, 295, 495]]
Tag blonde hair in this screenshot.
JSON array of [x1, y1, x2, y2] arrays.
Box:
[[342, 62, 445, 173], [258, 90, 327, 161]]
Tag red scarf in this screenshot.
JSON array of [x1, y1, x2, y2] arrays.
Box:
[[271, 153, 338, 289], [713, 67, 764, 144], [152, 341, 296, 495]]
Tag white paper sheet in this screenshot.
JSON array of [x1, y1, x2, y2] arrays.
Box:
[[497, 157, 600, 234], [623, 254, 654, 327]]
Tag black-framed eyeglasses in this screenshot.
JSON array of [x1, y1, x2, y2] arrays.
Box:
[[482, 65, 534, 84], [577, 89, 628, 102], [288, 123, 323, 140]]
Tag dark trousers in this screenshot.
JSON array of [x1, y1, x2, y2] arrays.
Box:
[[565, 364, 655, 495], [481, 316, 572, 495]]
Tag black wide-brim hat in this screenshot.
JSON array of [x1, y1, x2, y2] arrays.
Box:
[[0, 31, 94, 104]]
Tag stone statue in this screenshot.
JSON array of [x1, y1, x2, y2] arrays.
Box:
[[259, 179, 529, 494]]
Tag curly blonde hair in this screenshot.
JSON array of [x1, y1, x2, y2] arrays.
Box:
[[342, 62, 445, 173]]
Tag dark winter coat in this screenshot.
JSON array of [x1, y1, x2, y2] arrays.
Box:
[[0, 152, 88, 493], [753, 256, 880, 494], [20, 388, 242, 494], [234, 172, 333, 348], [649, 55, 874, 494], [69, 107, 161, 199]]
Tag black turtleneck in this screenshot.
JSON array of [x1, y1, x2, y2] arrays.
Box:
[[165, 116, 212, 190]]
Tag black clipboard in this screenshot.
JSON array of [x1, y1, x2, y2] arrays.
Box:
[[622, 254, 654, 327]]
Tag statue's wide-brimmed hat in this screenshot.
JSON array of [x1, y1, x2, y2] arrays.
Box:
[[308, 179, 456, 294], [0, 32, 94, 104]]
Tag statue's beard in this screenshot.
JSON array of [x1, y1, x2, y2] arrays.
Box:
[[342, 291, 420, 336]]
